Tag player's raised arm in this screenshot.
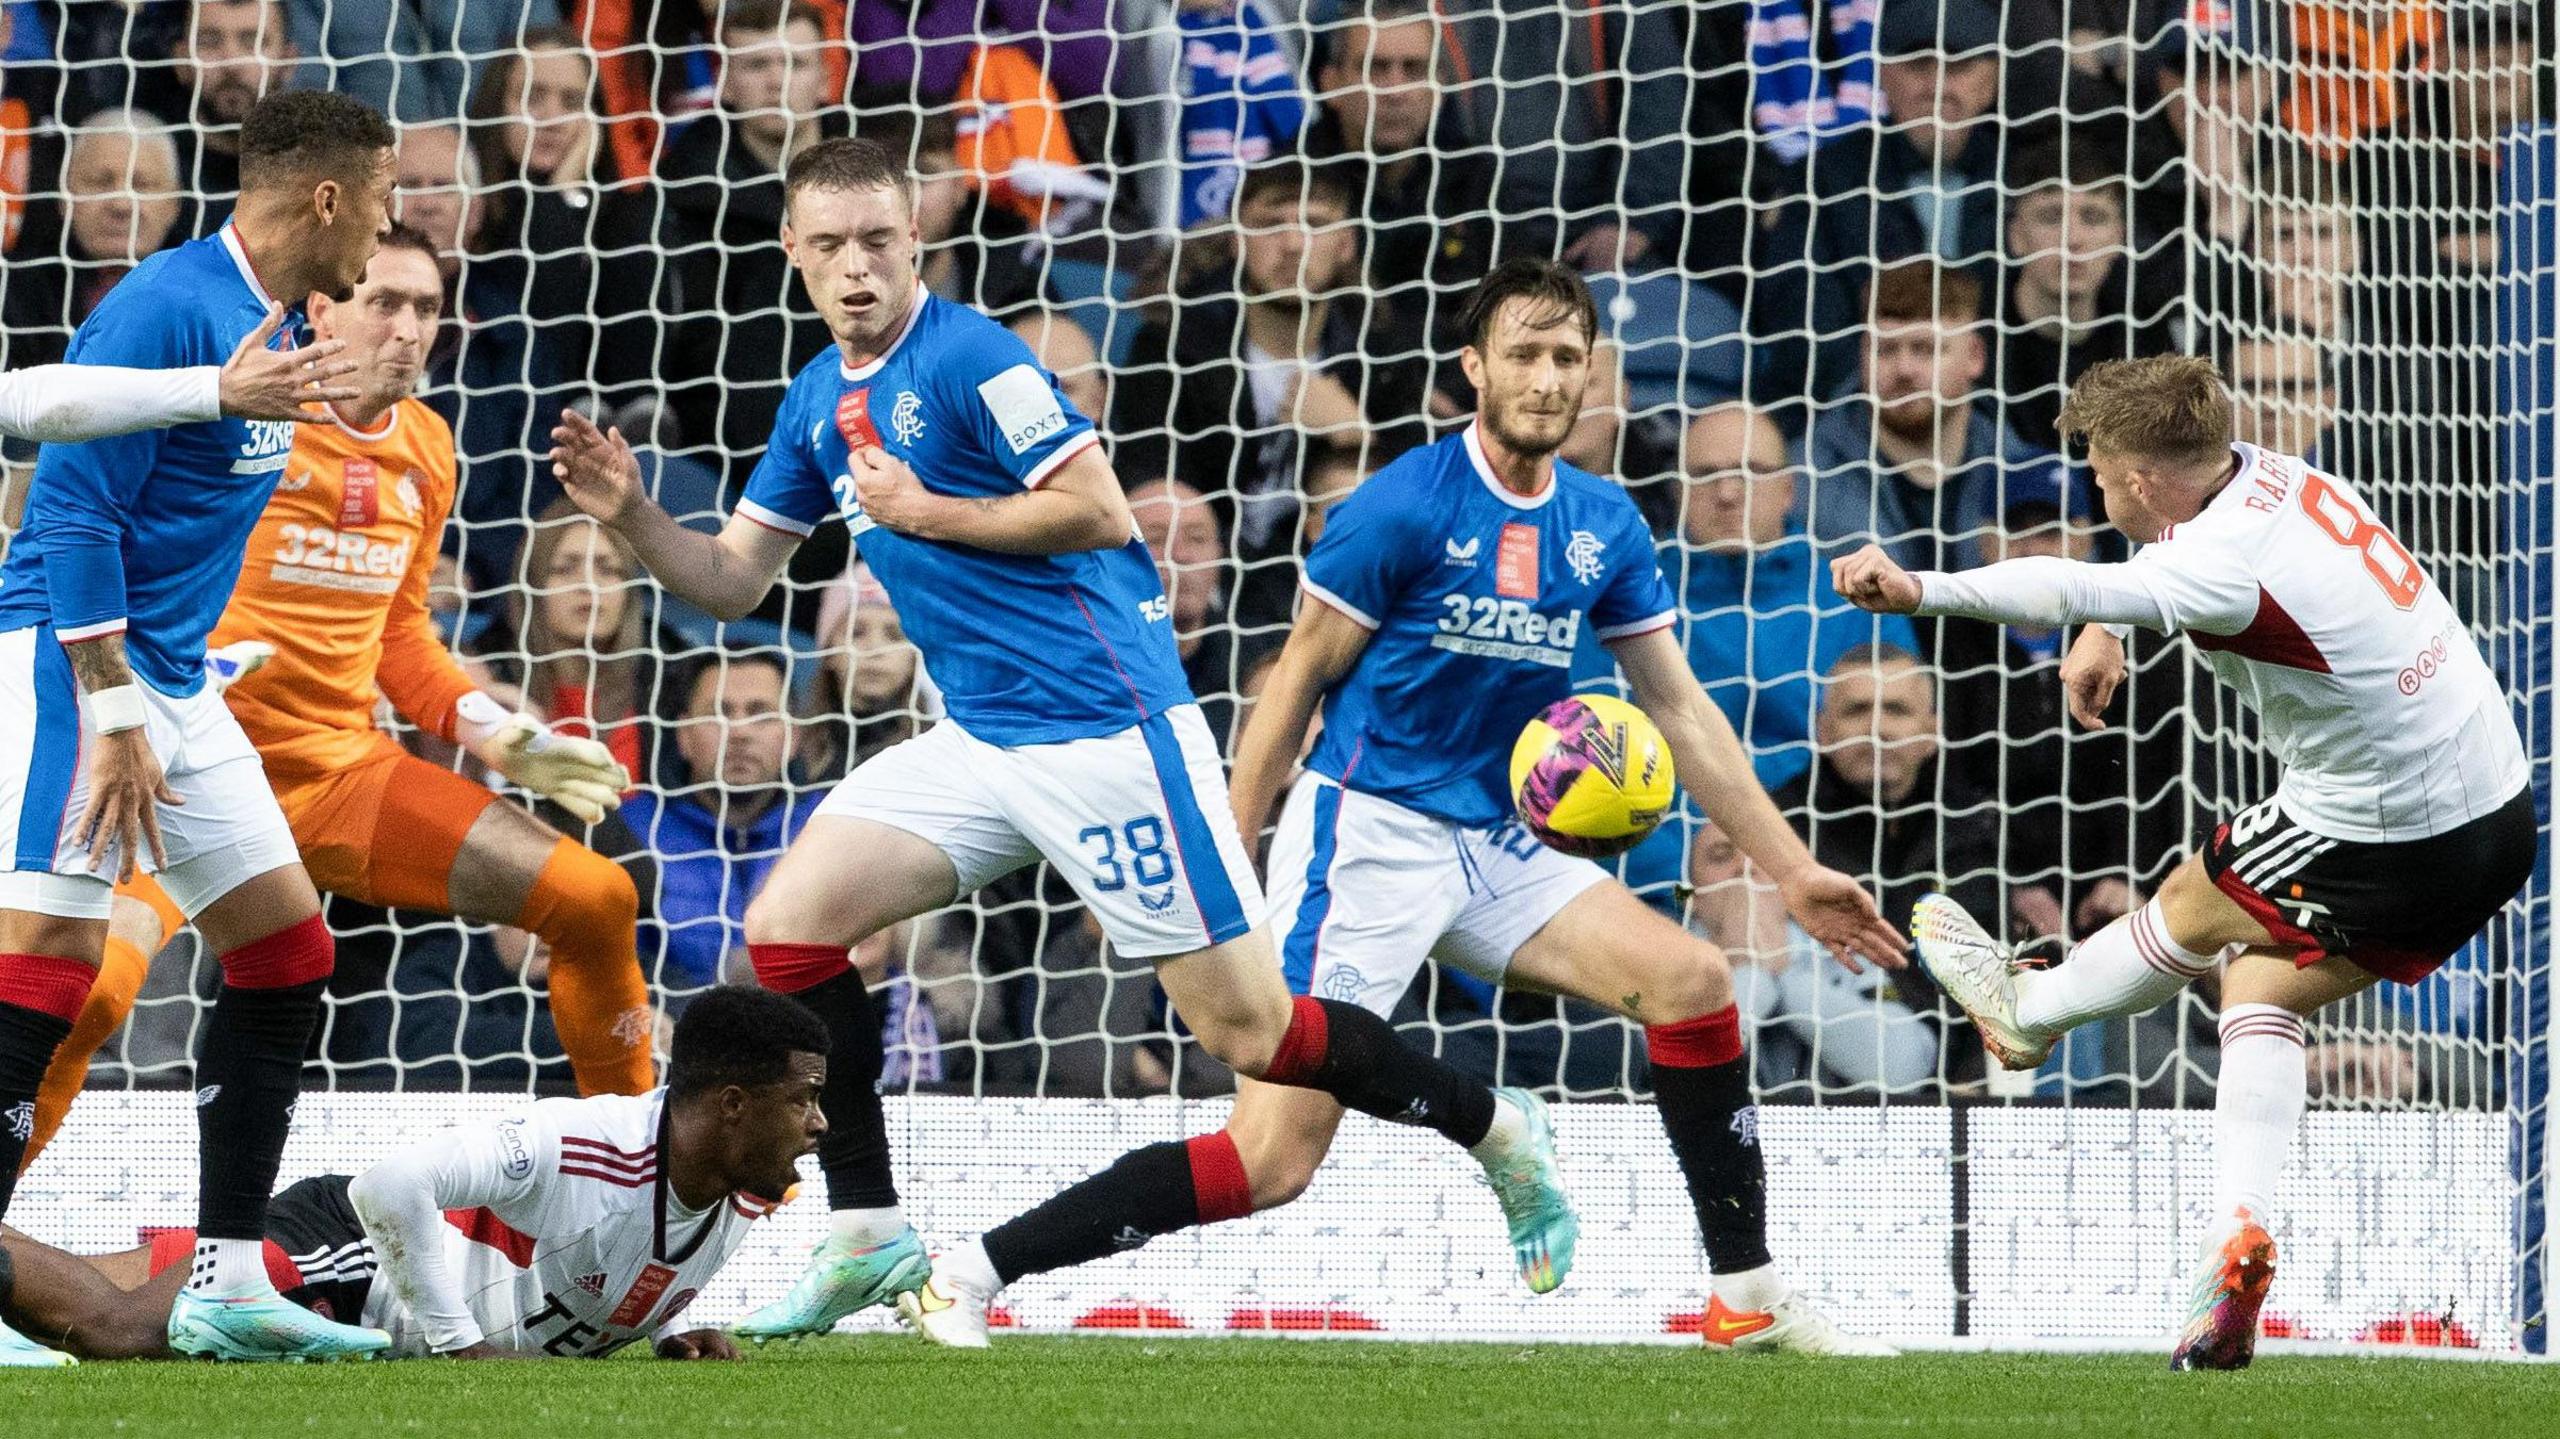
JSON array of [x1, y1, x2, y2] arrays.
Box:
[[550, 408, 797, 621], [1609, 625, 1906, 970], [0, 307, 355, 442], [347, 1116, 550, 1357], [1227, 598, 1374, 843]]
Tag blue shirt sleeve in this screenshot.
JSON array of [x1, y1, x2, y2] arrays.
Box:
[[25, 287, 207, 636], [1300, 471, 1426, 629], [1589, 506, 1677, 639], [736, 374, 834, 536], [938, 320, 1099, 489]]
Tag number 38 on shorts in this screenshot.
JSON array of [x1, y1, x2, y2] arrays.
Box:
[[813, 705, 1266, 959]]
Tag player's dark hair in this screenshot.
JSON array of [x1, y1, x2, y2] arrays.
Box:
[[1457, 257, 1598, 354], [785, 135, 909, 209], [237, 89, 396, 193], [668, 988, 830, 1100]]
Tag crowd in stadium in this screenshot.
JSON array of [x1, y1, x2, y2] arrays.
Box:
[[0, 0, 2545, 1111]]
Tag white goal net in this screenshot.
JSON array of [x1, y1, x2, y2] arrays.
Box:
[[0, 0, 2552, 1353]]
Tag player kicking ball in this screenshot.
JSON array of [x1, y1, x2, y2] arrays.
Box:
[[548, 138, 1574, 1341], [19, 224, 655, 1169], [904, 260, 1907, 1356], [0, 90, 401, 1367], [1832, 356, 2534, 1370], [0, 987, 820, 1360]]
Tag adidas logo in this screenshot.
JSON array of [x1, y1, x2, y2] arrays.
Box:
[[573, 1271, 609, 1299], [1111, 1225, 1152, 1251], [1394, 1098, 1432, 1125], [1444, 536, 1481, 567], [3, 1101, 31, 1143]]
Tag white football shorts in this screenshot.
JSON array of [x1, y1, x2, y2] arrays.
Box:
[[814, 704, 1263, 959], [1263, 771, 1610, 1018], [0, 626, 301, 920]]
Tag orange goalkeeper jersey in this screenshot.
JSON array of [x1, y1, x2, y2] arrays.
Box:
[[212, 399, 478, 777]]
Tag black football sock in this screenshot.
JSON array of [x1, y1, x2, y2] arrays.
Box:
[[804, 967, 898, 1210], [1260, 996, 1496, 1148], [981, 1132, 1253, 1284], [1647, 1007, 1772, 1275], [0, 957, 87, 1223], [194, 919, 334, 1257]]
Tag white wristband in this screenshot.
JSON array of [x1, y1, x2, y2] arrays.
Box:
[[86, 684, 147, 735], [455, 689, 508, 739]]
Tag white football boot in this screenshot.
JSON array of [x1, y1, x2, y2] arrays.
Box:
[[1911, 892, 2052, 1070], [1699, 1291, 1898, 1357], [897, 1254, 996, 1349]]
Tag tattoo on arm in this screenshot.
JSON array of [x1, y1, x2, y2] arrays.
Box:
[[63, 634, 136, 694]]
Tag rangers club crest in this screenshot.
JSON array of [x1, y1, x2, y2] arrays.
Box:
[[1565, 529, 1606, 585], [890, 390, 927, 444]]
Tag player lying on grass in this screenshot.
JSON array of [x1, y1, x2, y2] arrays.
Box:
[[0, 986, 821, 1361], [0, 302, 360, 442], [17, 225, 655, 1170], [903, 260, 1905, 1356], [1831, 355, 2533, 1371], [0, 89, 400, 1368], [549, 138, 1580, 1339]]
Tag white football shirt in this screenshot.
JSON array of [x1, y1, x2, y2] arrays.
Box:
[[1915, 442, 2527, 843], [347, 1091, 779, 1357]]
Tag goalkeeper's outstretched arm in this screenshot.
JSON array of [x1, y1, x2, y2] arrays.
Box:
[[550, 408, 797, 621]]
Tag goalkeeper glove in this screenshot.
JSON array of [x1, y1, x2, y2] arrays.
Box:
[[202, 639, 274, 694], [456, 691, 630, 825]]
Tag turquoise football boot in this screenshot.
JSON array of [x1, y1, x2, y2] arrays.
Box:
[[733, 1227, 931, 1341], [167, 1287, 391, 1362], [1477, 1086, 1578, 1294]]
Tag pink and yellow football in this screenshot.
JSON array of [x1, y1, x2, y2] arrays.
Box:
[[1508, 694, 1676, 858]]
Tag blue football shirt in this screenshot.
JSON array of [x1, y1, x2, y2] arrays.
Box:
[[0, 224, 307, 694], [738, 293, 1192, 746], [1303, 425, 1677, 826]]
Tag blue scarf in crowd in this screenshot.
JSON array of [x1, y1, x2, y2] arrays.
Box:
[[1747, 0, 1877, 165]]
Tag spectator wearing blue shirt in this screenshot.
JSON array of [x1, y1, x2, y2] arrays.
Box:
[[1805, 261, 2076, 578], [1666, 403, 1918, 792], [623, 653, 821, 995]]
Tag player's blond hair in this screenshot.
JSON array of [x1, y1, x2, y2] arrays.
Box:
[[2055, 356, 2233, 468]]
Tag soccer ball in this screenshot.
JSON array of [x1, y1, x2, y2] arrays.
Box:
[[1508, 694, 1676, 858]]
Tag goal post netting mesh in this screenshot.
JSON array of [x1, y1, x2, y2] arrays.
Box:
[[0, 0, 2554, 1352]]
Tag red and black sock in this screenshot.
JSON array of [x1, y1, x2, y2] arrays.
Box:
[[749, 944, 897, 1210], [0, 954, 94, 1222], [1260, 996, 1496, 1148], [981, 1131, 1253, 1284], [195, 918, 332, 1240], [1646, 1006, 1772, 1275]]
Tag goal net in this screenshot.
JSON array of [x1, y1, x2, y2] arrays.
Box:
[[1, 0, 2553, 1353]]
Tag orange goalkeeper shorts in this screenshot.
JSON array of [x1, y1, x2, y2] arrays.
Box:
[[267, 735, 496, 912]]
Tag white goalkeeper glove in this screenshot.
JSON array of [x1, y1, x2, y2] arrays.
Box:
[[456, 691, 630, 825], [202, 640, 275, 694]]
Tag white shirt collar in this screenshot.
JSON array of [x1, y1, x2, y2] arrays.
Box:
[[839, 293, 929, 383]]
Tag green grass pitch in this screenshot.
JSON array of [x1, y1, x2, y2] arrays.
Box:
[[5, 1336, 2554, 1439]]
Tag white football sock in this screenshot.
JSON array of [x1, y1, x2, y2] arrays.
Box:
[[187, 1236, 272, 1298], [2014, 898, 2213, 1038], [1467, 1092, 1531, 1164], [941, 1237, 1003, 1299], [1710, 1262, 1786, 1313], [2212, 1004, 2307, 1225], [829, 1205, 909, 1246]]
